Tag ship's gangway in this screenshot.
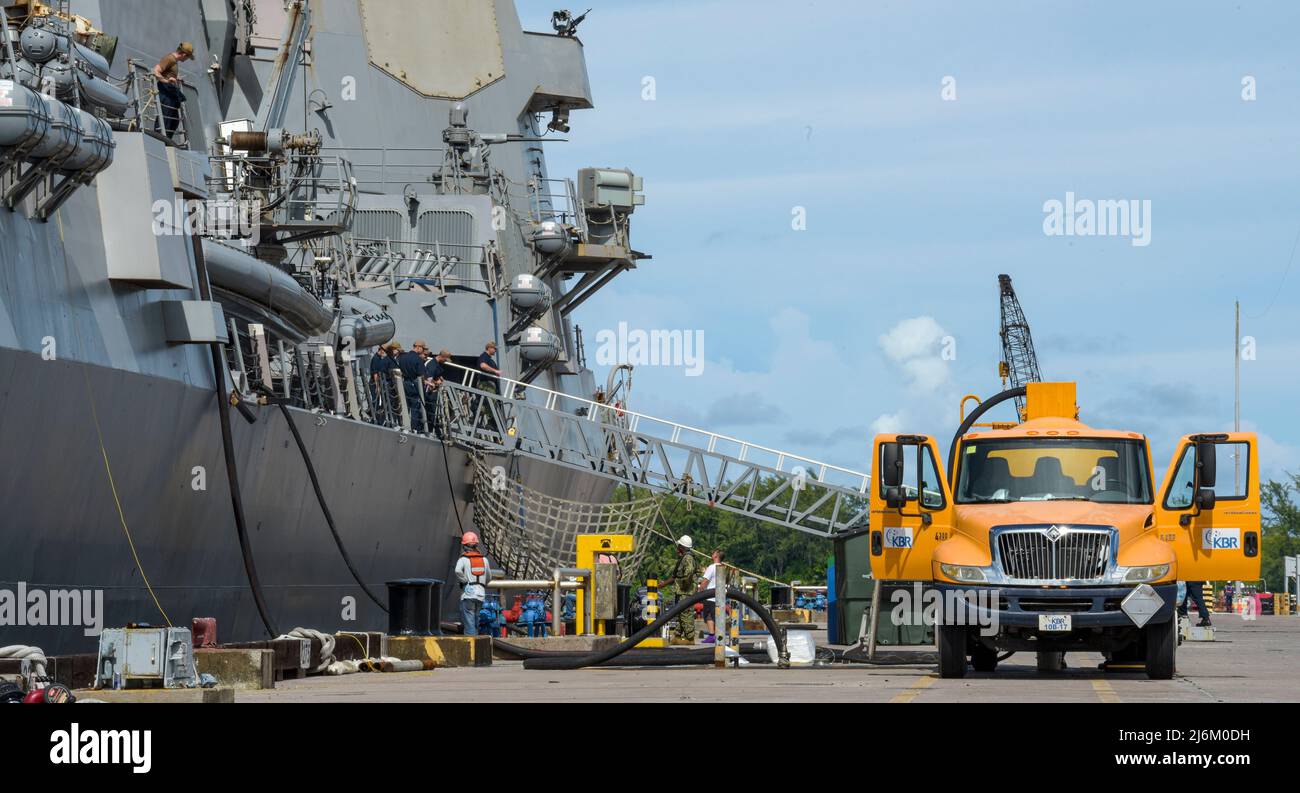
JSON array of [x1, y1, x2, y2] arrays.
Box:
[[432, 364, 870, 537]]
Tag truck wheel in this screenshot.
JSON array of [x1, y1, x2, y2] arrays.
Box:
[[970, 643, 998, 672], [936, 624, 968, 678], [1036, 651, 1064, 672], [1144, 618, 1176, 680]]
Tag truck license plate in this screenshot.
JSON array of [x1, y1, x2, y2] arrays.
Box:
[[1039, 614, 1071, 632]]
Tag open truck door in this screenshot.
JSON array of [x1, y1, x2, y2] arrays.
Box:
[[869, 434, 953, 580], [1155, 432, 1261, 582]]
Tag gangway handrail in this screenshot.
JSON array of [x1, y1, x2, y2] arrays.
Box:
[[438, 361, 870, 493]]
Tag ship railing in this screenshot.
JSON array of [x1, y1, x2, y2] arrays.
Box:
[[227, 319, 388, 423], [205, 152, 358, 241], [529, 177, 586, 238], [320, 146, 445, 194], [436, 362, 869, 495], [119, 60, 191, 148], [226, 315, 445, 432], [224, 318, 869, 535]]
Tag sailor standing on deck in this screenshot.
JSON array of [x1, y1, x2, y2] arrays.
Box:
[[455, 532, 491, 636], [153, 42, 193, 140], [662, 535, 699, 644], [397, 341, 430, 431], [368, 345, 394, 424], [477, 341, 502, 394]]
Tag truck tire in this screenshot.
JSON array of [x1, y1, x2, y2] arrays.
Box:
[[1036, 650, 1064, 672], [1144, 618, 1176, 680], [936, 623, 968, 678], [970, 642, 998, 672]]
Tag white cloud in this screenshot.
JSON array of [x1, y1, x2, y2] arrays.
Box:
[[871, 412, 905, 435], [878, 316, 952, 394], [879, 316, 946, 362]]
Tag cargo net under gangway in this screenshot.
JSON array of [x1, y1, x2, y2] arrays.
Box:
[[434, 363, 871, 542], [470, 457, 660, 583]]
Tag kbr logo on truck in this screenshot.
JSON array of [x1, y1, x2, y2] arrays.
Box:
[[1201, 528, 1241, 551], [884, 527, 914, 549]]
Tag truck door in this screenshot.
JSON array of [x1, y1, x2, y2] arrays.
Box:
[[868, 434, 954, 580], [1154, 433, 1261, 581]]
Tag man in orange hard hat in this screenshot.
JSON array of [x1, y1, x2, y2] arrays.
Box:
[[454, 531, 491, 635]]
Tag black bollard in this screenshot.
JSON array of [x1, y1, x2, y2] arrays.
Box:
[[385, 578, 444, 636]]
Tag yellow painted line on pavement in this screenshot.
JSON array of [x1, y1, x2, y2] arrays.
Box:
[[890, 674, 937, 703], [1091, 679, 1122, 703]]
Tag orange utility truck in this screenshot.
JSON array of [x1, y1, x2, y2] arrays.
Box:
[[869, 382, 1260, 679]]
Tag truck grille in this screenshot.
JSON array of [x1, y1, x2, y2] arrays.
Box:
[[995, 526, 1113, 582]]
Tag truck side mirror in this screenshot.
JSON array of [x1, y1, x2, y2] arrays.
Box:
[[884, 485, 905, 510], [1196, 487, 1216, 511], [881, 442, 904, 488], [1196, 441, 1217, 489]]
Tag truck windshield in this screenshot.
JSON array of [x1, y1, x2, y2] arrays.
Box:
[[955, 437, 1152, 505]]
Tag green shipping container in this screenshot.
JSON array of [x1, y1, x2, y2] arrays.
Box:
[[832, 529, 934, 646]]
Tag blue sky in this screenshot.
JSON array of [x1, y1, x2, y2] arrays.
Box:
[[521, 0, 1300, 483]]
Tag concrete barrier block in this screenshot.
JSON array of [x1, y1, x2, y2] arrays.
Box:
[[386, 636, 492, 667], [195, 648, 275, 689]]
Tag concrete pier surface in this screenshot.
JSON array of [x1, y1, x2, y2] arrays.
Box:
[[229, 618, 1300, 704]]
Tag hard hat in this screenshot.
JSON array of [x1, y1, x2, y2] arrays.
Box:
[[461, 531, 479, 545], [178, 42, 194, 55], [677, 535, 693, 549]]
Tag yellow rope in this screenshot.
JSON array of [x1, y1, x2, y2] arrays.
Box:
[[56, 212, 172, 627]]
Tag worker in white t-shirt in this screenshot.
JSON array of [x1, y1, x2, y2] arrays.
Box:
[[698, 548, 726, 644]]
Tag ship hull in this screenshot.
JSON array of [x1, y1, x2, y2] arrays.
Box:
[[0, 347, 613, 655]]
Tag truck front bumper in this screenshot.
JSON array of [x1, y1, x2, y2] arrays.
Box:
[[932, 582, 1178, 629]]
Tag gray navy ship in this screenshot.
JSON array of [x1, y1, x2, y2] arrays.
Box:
[[1, 0, 872, 656], [0, 0, 652, 654]]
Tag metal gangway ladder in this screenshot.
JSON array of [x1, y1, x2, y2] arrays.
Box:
[[432, 364, 870, 538]]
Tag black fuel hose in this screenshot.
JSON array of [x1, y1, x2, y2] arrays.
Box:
[[522, 588, 788, 670], [270, 399, 388, 612], [495, 641, 771, 666], [947, 386, 1026, 485], [192, 236, 278, 639]]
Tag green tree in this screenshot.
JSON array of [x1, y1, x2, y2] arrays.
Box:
[[1261, 473, 1300, 593], [616, 475, 839, 595]]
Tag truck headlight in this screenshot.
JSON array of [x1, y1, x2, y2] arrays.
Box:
[[939, 563, 990, 583], [1119, 564, 1170, 583]]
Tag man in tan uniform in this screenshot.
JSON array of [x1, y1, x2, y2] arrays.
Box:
[[153, 42, 193, 139]]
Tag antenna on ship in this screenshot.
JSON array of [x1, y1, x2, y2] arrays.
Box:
[[997, 274, 1043, 420]]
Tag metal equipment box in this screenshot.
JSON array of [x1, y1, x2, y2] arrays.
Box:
[[161, 300, 229, 344], [96, 627, 199, 689], [577, 167, 644, 210], [98, 132, 195, 289]]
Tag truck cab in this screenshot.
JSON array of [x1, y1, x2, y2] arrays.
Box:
[[869, 382, 1261, 679]]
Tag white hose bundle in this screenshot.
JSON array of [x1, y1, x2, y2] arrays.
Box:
[[0, 645, 47, 678], [276, 628, 336, 674]]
